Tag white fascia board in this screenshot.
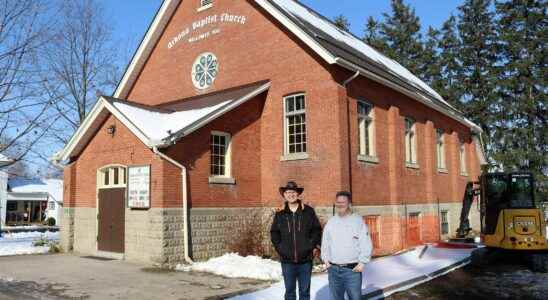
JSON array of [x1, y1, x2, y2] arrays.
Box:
[[57, 99, 107, 161], [114, 0, 182, 99], [172, 82, 272, 142], [7, 192, 49, 201], [335, 58, 483, 134], [101, 101, 154, 148], [58, 97, 155, 161], [255, 0, 337, 65]]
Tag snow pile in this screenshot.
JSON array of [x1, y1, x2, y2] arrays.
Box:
[[229, 244, 474, 300], [1, 231, 58, 240], [0, 231, 59, 257], [176, 253, 282, 281]]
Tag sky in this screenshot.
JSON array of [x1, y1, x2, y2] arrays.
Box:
[[99, 0, 464, 57]]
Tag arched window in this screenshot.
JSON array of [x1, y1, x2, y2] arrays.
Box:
[[97, 165, 127, 189]]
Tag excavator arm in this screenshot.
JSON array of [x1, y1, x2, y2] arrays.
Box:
[[456, 181, 480, 238]]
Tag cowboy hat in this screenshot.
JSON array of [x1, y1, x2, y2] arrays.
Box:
[[279, 181, 304, 196]]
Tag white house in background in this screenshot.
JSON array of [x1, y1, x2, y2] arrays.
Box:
[[5, 178, 63, 226], [0, 154, 11, 227]]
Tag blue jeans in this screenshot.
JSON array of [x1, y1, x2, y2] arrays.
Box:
[[328, 265, 363, 300], [281, 262, 312, 300]]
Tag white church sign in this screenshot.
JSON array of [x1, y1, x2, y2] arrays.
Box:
[[127, 165, 151, 209]]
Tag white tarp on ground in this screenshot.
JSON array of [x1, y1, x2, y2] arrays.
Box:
[[0, 231, 59, 256], [229, 245, 474, 300]]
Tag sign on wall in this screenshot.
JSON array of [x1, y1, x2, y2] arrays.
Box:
[[127, 165, 151, 209], [167, 12, 248, 49]]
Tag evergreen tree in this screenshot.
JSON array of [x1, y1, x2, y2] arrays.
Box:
[[437, 15, 464, 109], [495, 0, 547, 189], [457, 0, 499, 163], [333, 14, 351, 32], [420, 27, 443, 91], [363, 16, 388, 52], [378, 0, 424, 75]]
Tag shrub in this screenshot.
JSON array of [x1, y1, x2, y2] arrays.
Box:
[[46, 217, 56, 226], [33, 236, 48, 247], [48, 241, 61, 253], [227, 209, 275, 257]]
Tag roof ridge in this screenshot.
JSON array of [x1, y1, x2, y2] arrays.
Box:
[[156, 79, 271, 109], [274, 0, 411, 77]]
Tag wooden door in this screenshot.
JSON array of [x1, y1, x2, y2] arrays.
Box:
[[98, 188, 126, 253], [407, 213, 422, 247]]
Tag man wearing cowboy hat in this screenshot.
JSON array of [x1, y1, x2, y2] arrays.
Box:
[[270, 181, 322, 300]]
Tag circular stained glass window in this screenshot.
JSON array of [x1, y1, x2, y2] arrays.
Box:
[[191, 52, 219, 90]]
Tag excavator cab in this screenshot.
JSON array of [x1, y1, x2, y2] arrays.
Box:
[[471, 172, 548, 272], [480, 172, 547, 250]]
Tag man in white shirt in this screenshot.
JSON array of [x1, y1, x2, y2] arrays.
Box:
[[321, 191, 372, 300]]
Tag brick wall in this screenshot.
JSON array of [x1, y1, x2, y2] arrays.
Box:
[[125, 0, 349, 206], [72, 115, 165, 208], [344, 75, 481, 208]]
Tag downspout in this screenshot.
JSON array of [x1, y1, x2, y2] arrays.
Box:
[[342, 70, 360, 196], [152, 146, 194, 264]]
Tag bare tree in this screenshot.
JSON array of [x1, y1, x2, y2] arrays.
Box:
[[0, 0, 55, 167], [42, 0, 121, 144]]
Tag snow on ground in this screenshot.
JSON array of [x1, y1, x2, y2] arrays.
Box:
[[226, 245, 474, 300], [176, 253, 282, 281], [0, 231, 59, 256]]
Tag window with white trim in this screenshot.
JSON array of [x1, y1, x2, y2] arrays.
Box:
[[441, 210, 449, 235], [284, 94, 307, 155], [210, 131, 231, 177], [460, 140, 467, 174], [200, 0, 213, 8], [358, 101, 375, 157], [405, 117, 417, 164], [48, 202, 55, 210], [98, 166, 127, 189], [436, 129, 446, 170]]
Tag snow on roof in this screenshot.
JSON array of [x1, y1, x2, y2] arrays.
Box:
[[0, 153, 12, 167], [271, 0, 453, 109], [8, 178, 63, 203], [0, 153, 9, 162], [111, 99, 232, 143]]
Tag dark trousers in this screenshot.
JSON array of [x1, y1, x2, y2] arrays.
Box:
[[281, 261, 312, 300]]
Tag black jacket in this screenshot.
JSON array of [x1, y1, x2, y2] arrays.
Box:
[[270, 201, 322, 263]]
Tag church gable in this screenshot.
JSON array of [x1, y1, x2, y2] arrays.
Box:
[[126, 0, 332, 106]]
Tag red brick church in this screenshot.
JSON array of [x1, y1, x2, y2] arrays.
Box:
[[55, 0, 486, 265]]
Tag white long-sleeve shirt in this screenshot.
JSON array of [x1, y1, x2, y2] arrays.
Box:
[[321, 213, 373, 264]]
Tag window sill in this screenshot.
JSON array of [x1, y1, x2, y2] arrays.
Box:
[[197, 4, 213, 12], [460, 172, 469, 177], [357, 155, 379, 164], [280, 153, 309, 161], [208, 176, 236, 185], [405, 162, 420, 169], [437, 168, 449, 174]]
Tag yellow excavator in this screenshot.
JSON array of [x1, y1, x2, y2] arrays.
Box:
[[455, 172, 548, 272]]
